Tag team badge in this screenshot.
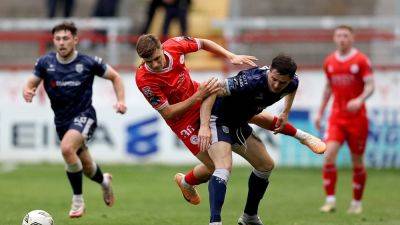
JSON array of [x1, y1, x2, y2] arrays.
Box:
[[222, 126, 229, 134], [142, 86, 153, 97], [75, 63, 84, 73], [350, 64, 359, 74], [190, 135, 199, 145]]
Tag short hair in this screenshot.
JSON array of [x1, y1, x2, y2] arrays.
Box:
[[51, 21, 78, 36], [270, 54, 297, 78], [136, 34, 162, 59], [334, 24, 354, 34]]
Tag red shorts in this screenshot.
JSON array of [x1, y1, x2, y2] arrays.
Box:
[[172, 117, 201, 155], [324, 116, 369, 155]]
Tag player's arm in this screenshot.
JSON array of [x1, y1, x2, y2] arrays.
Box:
[[198, 93, 217, 152], [23, 75, 42, 103], [159, 77, 219, 119], [347, 76, 374, 112], [199, 39, 258, 67], [315, 82, 332, 131], [274, 90, 296, 134], [103, 65, 127, 114]]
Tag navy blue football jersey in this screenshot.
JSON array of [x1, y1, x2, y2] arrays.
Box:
[[212, 66, 299, 127], [33, 52, 107, 126]]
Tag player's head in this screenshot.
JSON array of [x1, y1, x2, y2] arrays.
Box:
[[333, 25, 354, 53], [51, 21, 78, 58], [268, 54, 297, 93], [136, 34, 165, 72]]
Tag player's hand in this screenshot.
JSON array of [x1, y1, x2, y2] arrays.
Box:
[[23, 87, 36, 103], [230, 55, 258, 67], [198, 124, 211, 152], [347, 98, 363, 112], [114, 102, 127, 114], [196, 77, 220, 101], [273, 112, 288, 134], [314, 114, 322, 131]]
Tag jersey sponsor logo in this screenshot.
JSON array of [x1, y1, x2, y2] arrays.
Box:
[[55, 80, 81, 87], [330, 75, 355, 86], [75, 63, 84, 73], [190, 135, 199, 145], [350, 64, 359, 74], [93, 56, 103, 64]]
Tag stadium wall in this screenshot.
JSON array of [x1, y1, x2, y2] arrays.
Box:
[[0, 71, 399, 168]]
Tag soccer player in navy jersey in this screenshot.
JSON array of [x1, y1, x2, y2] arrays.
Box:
[[198, 54, 322, 225], [22, 22, 127, 218]]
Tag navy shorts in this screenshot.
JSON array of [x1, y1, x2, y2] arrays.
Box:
[[209, 115, 253, 146], [56, 108, 97, 141]]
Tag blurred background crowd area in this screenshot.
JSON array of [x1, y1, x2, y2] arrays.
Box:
[[1, 0, 400, 71]]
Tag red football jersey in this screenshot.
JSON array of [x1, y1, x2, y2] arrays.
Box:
[[323, 48, 373, 119], [136, 37, 202, 130]]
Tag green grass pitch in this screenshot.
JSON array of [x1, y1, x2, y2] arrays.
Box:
[[0, 164, 399, 225]]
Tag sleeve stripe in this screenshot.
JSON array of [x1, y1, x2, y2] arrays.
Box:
[[101, 64, 109, 77], [195, 38, 202, 50], [155, 101, 169, 111]]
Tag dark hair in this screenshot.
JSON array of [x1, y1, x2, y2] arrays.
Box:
[[136, 34, 162, 59], [334, 24, 354, 34], [51, 21, 78, 36], [270, 54, 297, 78]]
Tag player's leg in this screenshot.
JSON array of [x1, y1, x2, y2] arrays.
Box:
[[174, 150, 214, 205], [250, 111, 326, 154], [234, 131, 273, 225], [347, 118, 368, 214], [174, 121, 215, 205], [60, 129, 86, 218], [320, 141, 341, 212], [79, 146, 114, 207], [320, 120, 344, 213], [207, 141, 232, 224]]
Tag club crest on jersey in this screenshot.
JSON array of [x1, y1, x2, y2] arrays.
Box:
[[222, 126, 229, 134], [350, 64, 359, 74], [75, 63, 84, 73], [190, 135, 199, 145]]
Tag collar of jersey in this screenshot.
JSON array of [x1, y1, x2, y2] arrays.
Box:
[[334, 48, 357, 62], [145, 51, 173, 73], [56, 50, 78, 64]]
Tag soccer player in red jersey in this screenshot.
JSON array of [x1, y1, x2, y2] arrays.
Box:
[[315, 25, 375, 214], [135, 34, 325, 208]]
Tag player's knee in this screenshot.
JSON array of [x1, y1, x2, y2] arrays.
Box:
[[256, 160, 274, 172], [61, 143, 76, 157]]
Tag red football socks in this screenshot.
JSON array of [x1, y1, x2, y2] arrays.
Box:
[[322, 163, 337, 196], [352, 166, 367, 201]]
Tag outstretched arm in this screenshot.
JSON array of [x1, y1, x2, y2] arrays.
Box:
[[199, 39, 258, 67], [103, 65, 127, 114], [23, 75, 42, 103]]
